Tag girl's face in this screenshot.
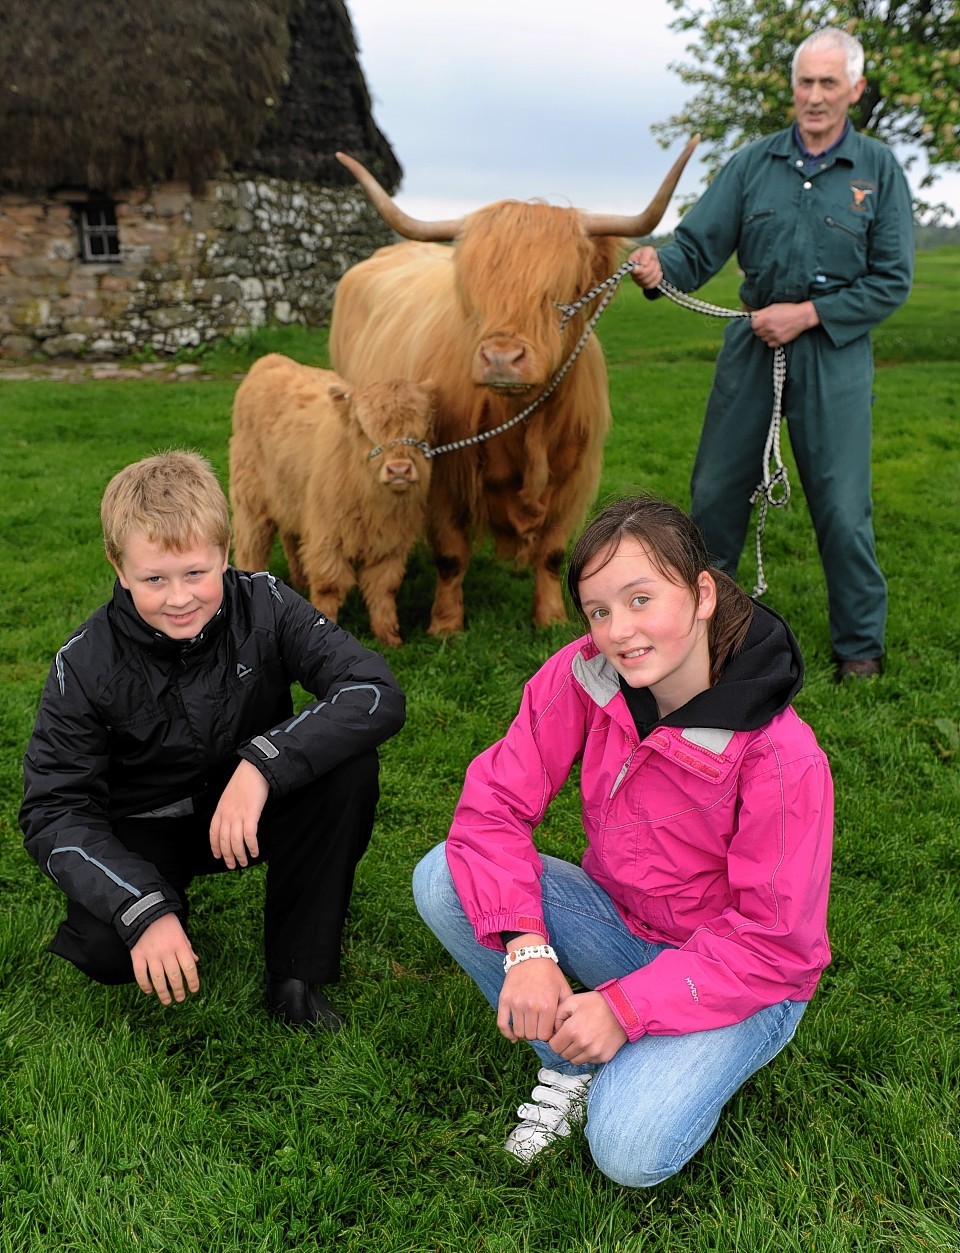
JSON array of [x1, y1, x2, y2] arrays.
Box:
[[578, 536, 716, 717]]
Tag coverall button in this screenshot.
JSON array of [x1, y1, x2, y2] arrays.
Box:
[[803, 181, 812, 189]]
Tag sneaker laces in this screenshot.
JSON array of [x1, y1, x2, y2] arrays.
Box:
[[503, 1067, 592, 1161]]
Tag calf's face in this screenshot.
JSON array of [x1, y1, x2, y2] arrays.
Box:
[[330, 380, 436, 494]]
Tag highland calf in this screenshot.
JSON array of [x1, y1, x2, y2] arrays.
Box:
[[230, 353, 435, 646]]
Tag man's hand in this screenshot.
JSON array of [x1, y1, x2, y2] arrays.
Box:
[[549, 990, 628, 1065], [497, 934, 573, 1043], [750, 300, 820, 348], [209, 759, 270, 868], [627, 245, 663, 290], [131, 913, 200, 1005]]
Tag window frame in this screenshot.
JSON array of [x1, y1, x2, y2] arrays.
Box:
[[75, 202, 121, 264]]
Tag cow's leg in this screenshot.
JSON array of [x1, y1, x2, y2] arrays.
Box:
[[532, 542, 568, 627], [357, 555, 405, 647], [426, 508, 471, 636], [530, 487, 586, 627]]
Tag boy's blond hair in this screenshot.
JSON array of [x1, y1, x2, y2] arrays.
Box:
[[101, 450, 231, 565]]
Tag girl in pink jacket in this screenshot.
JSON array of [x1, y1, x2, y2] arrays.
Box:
[[413, 496, 833, 1186]]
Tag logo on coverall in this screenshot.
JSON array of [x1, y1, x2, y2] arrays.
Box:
[[849, 181, 876, 211]]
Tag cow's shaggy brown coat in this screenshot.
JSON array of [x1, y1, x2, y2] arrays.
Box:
[[230, 352, 435, 646]]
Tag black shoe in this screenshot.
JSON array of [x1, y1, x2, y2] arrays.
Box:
[[265, 976, 346, 1032], [835, 656, 884, 683]]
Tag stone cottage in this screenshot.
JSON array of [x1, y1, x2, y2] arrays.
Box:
[[0, 0, 401, 358]]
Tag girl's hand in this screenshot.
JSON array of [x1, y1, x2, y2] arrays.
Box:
[[549, 990, 628, 1065], [497, 957, 573, 1043]]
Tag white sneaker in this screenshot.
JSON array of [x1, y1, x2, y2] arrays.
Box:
[[503, 1067, 592, 1162]]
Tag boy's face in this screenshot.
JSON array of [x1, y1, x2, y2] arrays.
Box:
[[111, 532, 228, 640]]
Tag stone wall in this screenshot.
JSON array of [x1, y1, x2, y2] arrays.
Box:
[[0, 174, 396, 358]]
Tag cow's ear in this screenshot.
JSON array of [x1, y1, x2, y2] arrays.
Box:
[[328, 385, 352, 416]]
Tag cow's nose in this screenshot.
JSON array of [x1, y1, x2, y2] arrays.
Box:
[[385, 459, 415, 481], [480, 343, 525, 371]]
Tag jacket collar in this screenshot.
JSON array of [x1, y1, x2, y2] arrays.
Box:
[[109, 578, 228, 661], [768, 120, 860, 169], [570, 638, 740, 777]]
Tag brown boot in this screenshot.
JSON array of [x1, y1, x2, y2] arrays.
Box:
[[835, 657, 883, 683]]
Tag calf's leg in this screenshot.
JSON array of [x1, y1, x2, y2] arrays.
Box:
[[280, 531, 306, 588], [301, 539, 356, 624], [232, 501, 278, 574], [358, 553, 407, 647]]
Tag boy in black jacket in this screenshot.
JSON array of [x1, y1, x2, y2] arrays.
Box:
[[20, 450, 406, 1030]]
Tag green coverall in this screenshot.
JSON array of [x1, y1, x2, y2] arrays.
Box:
[[654, 124, 913, 661]]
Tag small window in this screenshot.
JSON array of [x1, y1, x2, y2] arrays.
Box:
[[75, 203, 121, 263]]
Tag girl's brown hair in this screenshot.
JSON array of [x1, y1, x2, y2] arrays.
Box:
[[566, 495, 753, 685]]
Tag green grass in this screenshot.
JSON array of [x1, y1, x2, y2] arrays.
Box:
[[1, 248, 958, 1252]]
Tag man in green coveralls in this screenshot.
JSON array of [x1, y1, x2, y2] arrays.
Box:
[[630, 27, 913, 681]]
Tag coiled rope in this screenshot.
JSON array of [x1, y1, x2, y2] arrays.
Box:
[[653, 279, 790, 598]]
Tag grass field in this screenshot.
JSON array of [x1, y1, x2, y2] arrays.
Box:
[[1, 248, 958, 1252]]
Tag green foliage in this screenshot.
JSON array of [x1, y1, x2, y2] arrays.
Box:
[[0, 248, 958, 1251], [656, 0, 960, 217]]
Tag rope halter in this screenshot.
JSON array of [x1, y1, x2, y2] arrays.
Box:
[[373, 260, 636, 464], [366, 435, 433, 461]]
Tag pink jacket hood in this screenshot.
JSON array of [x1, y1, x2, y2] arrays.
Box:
[[446, 626, 833, 1040]]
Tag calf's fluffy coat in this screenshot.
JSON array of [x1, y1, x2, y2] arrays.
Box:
[[230, 353, 435, 646]]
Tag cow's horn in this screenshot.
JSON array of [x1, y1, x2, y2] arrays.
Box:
[[336, 152, 465, 242], [579, 136, 700, 238]]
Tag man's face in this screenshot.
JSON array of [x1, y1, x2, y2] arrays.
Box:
[[793, 45, 866, 152]]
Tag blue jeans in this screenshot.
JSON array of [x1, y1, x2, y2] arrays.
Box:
[[413, 843, 808, 1187]]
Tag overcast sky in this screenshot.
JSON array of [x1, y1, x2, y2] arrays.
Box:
[[347, 0, 959, 232]]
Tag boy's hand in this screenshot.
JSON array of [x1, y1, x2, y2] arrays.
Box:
[[131, 914, 200, 1004], [209, 759, 271, 868]]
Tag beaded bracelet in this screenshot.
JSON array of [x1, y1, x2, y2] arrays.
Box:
[[502, 943, 559, 974]]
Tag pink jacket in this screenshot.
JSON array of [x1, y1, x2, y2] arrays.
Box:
[[445, 634, 833, 1040]]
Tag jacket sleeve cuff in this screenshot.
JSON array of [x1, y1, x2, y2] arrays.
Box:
[[475, 914, 548, 951], [115, 892, 183, 948], [597, 977, 648, 1042], [237, 743, 282, 793]]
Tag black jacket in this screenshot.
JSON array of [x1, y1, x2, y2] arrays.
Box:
[[619, 601, 804, 737], [20, 569, 406, 947]]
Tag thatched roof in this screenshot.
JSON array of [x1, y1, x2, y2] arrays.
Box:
[[0, 0, 401, 195]]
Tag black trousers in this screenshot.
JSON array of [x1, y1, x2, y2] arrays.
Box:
[[48, 750, 379, 987]]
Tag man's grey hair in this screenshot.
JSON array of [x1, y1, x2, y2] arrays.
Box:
[[792, 28, 865, 86]]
